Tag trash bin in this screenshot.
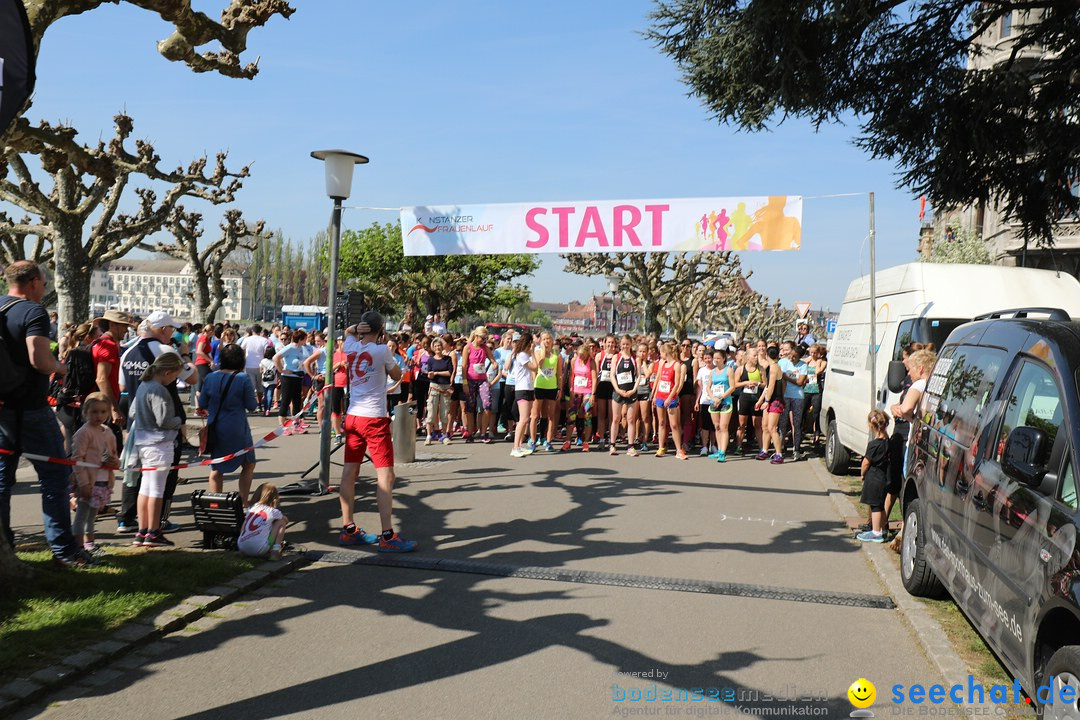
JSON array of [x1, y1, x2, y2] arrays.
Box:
[[391, 402, 416, 463]]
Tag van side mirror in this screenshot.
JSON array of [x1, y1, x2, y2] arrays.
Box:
[[1002, 426, 1048, 487], [887, 360, 908, 394]]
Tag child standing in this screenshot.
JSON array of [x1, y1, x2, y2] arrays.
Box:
[[130, 353, 185, 547], [70, 393, 118, 554], [238, 483, 288, 560], [857, 409, 892, 542], [259, 346, 278, 417]]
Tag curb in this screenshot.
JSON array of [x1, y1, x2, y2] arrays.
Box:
[[0, 552, 310, 717], [806, 458, 1001, 714]]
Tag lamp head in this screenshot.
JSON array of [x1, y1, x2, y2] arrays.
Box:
[[311, 149, 369, 200]]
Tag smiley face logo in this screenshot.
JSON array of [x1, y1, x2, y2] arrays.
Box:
[[848, 678, 876, 709]]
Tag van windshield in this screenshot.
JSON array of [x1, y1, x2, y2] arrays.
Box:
[[893, 318, 968, 360]]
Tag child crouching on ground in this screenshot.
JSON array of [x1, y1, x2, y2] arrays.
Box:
[[857, 409, 892, 543], [70, 393, 118, 554], [238, 483, 288, 560]]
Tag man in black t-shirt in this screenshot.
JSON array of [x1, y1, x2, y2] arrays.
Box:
[[0, 261, 87, 567]]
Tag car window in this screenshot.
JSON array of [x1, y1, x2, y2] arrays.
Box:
[[894, 320, 915, 362], [995, 361, 1062, 467], [1060, 456, 1077, 510], [934, 346, 1007, 447]]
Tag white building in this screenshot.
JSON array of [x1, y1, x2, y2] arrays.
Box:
[[90, 258, 252, 322]]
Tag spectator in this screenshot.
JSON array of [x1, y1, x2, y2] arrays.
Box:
[[194, 323, 215, 398], [70, 393, 118, 555], [238, 483, 288, 559], [129, 353, 185, 547], [55, 323, 99, 454], [259, 345, 279, 417], [856, 409, 892, 543], [91, 308, 136, 436], [241, 324, 268, 408], [48, 311, 59, 342], [274, 329, 311, 433], [796, 322, 817, 349], [198, 344, 258, 506], [0, 261, 88, 567]]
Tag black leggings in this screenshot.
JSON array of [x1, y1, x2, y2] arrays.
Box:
[[412, 378, 430, 422], [279, 375, 304, 418]]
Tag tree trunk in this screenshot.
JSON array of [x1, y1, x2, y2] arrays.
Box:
[[194, 274, 213, 325], [53, 228, 91, 328]]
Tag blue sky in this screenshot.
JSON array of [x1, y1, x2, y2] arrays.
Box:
[[27, 0, 924, 313]]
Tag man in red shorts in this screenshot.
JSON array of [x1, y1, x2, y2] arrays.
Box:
[[338, 311, 417, 552]]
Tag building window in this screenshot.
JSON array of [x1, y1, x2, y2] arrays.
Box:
[[1000, 11, 1012, 38]]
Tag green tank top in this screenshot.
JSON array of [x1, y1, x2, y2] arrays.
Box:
[[535, 352, 559, 389]]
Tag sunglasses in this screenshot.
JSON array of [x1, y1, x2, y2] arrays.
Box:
[[681, 343, 692, 348]]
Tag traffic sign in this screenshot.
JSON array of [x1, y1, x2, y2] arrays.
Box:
[[826, 319, 837, 334], [795, 302, 812, 319]]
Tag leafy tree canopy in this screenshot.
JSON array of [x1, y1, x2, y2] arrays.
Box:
[[647, 1, 1080, 245], [335, 222, 540, 321]]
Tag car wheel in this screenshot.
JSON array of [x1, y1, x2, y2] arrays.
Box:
[[825, 417, 850, 475], [1044, 646, 1080, 720], [900, 498, 945, 597]]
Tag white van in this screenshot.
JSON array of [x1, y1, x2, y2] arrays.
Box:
[[821, 262, 1080, 474]]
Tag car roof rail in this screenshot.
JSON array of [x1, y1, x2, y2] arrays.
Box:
[[972, 307, 1072, 322]]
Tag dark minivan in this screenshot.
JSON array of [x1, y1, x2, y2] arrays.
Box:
[[899, 308, 1080, 714]]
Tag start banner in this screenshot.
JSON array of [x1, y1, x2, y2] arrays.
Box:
[[401, 195, 802, 256]]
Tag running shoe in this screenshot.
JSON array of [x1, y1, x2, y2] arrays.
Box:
[[575, 437, 583, 447], [424, 437, 433, 446], [521, 445, 534, 455], [116, 520, 137, 534], [755, 450, 770, 461], [582, 442, 590, 453], [482, 434, 494, 445], [84, 543, 107, 558], [442, 436, 451, 445], [510, 447, 528, 458], [856, 530, 885, 543], [295, 422, 308, 435], [497, 424, 507, 433], [627, 447, 639, 457], [639, 441, 649, 453], [675, 451, 688, 461], [560, 441, 571, 452], [769, 453, 784, 465], [142, 531, 174, 547], [598, 438, 607, 450], [339, 527, 378, 546], [132, 531, 148, 547], [655, 448, 667, 458], [699, 447, 710, 457], [527, 439, 537, 452], [544, 441, 555, 453], [716, 451, 727, 463], [504, 432, 514, 442], [378, 533, 418, 553], [609, 446, 618, 456], [708, 450, 722, 460], [464, 432, 474, 444]]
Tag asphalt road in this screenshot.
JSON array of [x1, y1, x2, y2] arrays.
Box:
[[10, 417, 945, 718]]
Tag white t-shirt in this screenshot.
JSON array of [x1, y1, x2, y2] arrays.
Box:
[[696, 366, 714, 406], [512, 351, 534, 391], [237, 503, 284, 557], [344, 337, 398, 418], [241, 335, 270, 370]]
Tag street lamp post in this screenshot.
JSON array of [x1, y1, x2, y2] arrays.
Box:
[[282, 149, 368, 496], [605, 275, 620, 335]]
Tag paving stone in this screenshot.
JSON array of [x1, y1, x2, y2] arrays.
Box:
[[86, 640, 127, 659], [111, 623, 158, 644], [203, 585, 242, 601], [29, 666, 75, 686], [142, 609, 187, 633], [183, 594, 224, 609], [59, 650, 103, 671], [0, 679, 43, 701], [81, 669, 124, 689]]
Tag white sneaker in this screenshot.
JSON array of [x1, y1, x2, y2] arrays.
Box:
[[510, 447, 527, 458], [424, 437, 433, 446]]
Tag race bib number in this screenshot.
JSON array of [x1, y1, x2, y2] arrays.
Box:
[[658, 380, 672, 395], [472, 362, 486, 375], [616, 371, 633, 386], [600, 370, 611, 383], [540, 366, 555, 379], [574, 375, 590, 390]]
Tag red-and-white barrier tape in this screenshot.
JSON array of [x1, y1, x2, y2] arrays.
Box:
[[0, 384, 330, 473]]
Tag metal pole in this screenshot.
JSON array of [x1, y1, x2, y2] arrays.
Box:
[[869, 191, 878, 411], [610, 295, 617, 335], [318, 197, 343, 493]]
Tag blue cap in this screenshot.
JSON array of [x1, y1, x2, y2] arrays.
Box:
[[705, 339, 716, 347]]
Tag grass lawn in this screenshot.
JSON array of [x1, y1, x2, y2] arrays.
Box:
[[0, 548, 257, 677]]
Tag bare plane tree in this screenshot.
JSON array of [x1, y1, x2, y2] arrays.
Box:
[[0, 113, 249, 325]]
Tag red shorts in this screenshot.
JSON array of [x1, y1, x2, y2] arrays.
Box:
[[343, 415, 394, 468], [767, 399, 786, 415]]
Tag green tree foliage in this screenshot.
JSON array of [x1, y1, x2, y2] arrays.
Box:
[[647, 1, 1080, 246], [335, 222, 539, 321], [922, 226, 993, 265]]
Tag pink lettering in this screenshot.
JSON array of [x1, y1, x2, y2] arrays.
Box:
[[644, 204, 669, 247], [575, 206, 609, 247], [552, 207, 575, 248], [525, 208, 549, 249], [613, 205, 642, 247]]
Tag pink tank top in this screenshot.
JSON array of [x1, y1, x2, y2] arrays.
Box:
[[571, 357, 593, 395], [465, 343, 487, 380]]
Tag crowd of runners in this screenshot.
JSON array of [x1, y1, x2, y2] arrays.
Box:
[[318, 321, 828, 465]]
